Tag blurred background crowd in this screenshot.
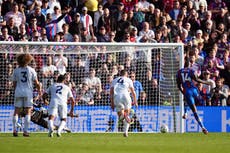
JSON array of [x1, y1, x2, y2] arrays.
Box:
[[0, 0, 229, 106]]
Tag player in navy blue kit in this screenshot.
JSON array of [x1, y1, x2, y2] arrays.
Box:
[[176, 58, 210, 135]]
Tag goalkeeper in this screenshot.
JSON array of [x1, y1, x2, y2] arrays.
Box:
[[18, 102, 74, 133]]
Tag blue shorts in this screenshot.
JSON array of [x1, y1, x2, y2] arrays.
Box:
[[184, 87, 199, 107]]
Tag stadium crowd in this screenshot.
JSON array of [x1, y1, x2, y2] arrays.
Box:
[[0, 0, 229, 106]]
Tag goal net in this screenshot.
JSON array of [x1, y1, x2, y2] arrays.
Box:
[[0, 42, 184, 133]]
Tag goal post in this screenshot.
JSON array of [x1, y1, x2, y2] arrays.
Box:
[[0, 41, 184, 133]]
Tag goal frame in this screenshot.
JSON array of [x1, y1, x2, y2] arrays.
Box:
[[0, 41, 184, 133]]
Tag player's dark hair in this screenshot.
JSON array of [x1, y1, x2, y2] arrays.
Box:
[[57, 75, 66, 82], [120, 69, 127, 76]]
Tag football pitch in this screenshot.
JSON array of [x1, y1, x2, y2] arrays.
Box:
[[0, 133, 229, 153]]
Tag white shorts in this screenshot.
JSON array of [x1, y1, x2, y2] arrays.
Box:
[[114, 94, 132, 112], [48, 103, 67, 119], [14, 97, 33, 108]]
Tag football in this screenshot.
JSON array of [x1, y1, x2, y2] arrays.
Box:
[[160, 125, 169, 133]]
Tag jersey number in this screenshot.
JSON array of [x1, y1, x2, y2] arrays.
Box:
[[21, 71, 27, 83], [56, 86, 63, 94], [117, 78, 124, 84], [181, 73, 191, 83]]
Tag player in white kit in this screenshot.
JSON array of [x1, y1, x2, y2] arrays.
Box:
[[12, 54, 42, 137], [110, 70, 137, 137], [43, 74, 75, 137]]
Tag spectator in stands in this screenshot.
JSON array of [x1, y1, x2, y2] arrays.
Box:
[[197, 42, 207, 58], [69, 13, 83, 36], [84, 68, 102, 95], [203, 58, 220, 81], [6, 17, 18, 40], [53, 49, 68, 75], [123, 55, 136, 73], [130, 71, 143, 101], [201, 70, 216, 106], [152, 8, 162, 30], [110, 64, 119, 77], [80, 6, 94, 38], [113, 2, 125, 22], [169, 0, 180, 21], [40, 27, 48, 42], [210, 77, 229, 106], [28, 6, 46, 28], [102, 73, 113, 103], [47, 0, 61, 14], [1, 0, 15, 17], [0, 26, 14, 41], [215, 22, 226, 38], [69, 56, 85, 86], [62, 23, 73, 42], [127, 10, 138, 31], [200, 11, 215, 33], [138, 22, 155, 41], [30, 30, 41, 42], [75, 82, 94, 105], [108, 31, 116, 42], [194, 29, 204, 45], [116, 12, 130, 42], [161, 25, 172, 43], [4, 2, 26, 29], [27, 17, 42, 38], [196, 82, 209, 106], [93, 4, 104, 32], [216, 33, 228, 60], [96, 26, 109, 42], [97, 62, 110, 86], [204, 47, 224, 70], [208, 0, 227, 19], [197, 2, 207, 21], [51, 5, 65, 33], [163, 0, 174, 13], [221, 50, 230, 67], [138, 91, 147, 105], [144, 4, 155, 29], [220, 62, 230, 88], [193, 0, 208, 11], [0, 78, 13, 105], [41, 0, 49, 18], [215, 8, 229, 27], [104, 53, 116, 72], [138, 0, 150, 13], [129, 26, 138, 42], [133, 3, 145, 30], [41, 55, 57, 89], [189, 51, 202, 76]]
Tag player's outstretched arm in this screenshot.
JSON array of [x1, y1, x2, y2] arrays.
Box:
[[68, 97, 75, 117], [130, 87, 138, 108], [193, 74, 212, 85]]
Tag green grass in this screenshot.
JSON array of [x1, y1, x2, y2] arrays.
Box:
[[0, 133, 229, 153]]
